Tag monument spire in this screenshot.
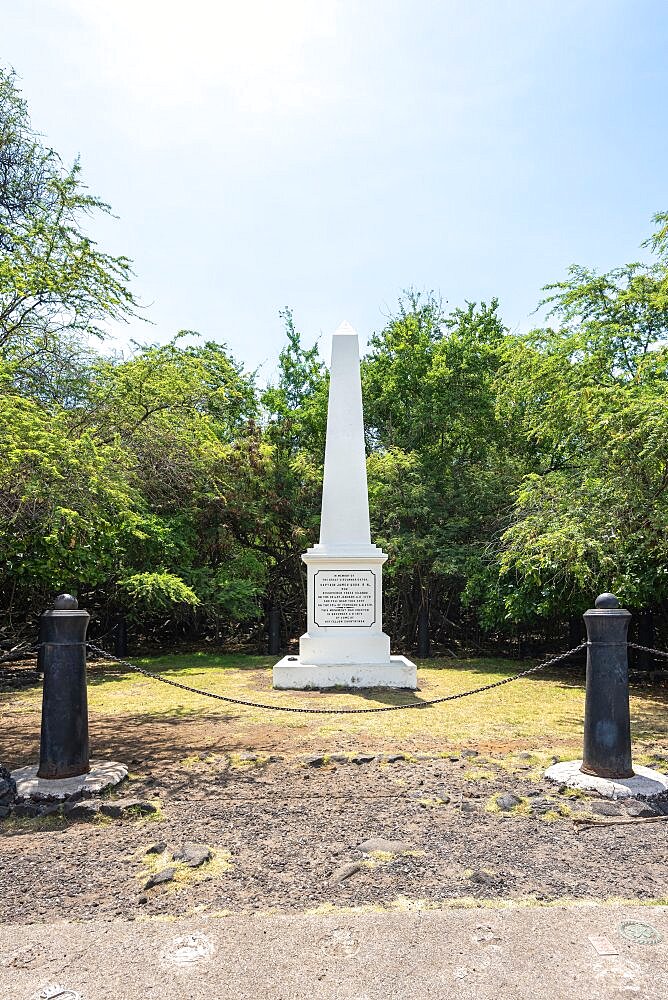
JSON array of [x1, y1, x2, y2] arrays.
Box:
[[319, 321, 371, 549], [273, 320, 417, 690]]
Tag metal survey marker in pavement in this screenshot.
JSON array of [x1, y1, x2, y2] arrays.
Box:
[[620, 921, 663, 945]]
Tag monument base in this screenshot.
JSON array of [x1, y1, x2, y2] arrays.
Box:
[[273, 655, 417, 690]]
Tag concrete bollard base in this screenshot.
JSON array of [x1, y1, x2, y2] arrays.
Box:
[[11, 760, 128, 802], [545, 759, 668, 800]]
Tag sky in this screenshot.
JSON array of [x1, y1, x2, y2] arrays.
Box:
[[2, 0, 667, 380]]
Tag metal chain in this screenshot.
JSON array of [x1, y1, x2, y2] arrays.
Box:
[[628, 642, 668, 661], [85, 642, 588, 715], [0, 647, 39, 665]]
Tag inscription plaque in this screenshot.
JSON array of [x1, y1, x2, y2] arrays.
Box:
[[314, 570, 376, 627]]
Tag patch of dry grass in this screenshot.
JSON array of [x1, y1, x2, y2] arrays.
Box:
[[4, 653, 668, 758]]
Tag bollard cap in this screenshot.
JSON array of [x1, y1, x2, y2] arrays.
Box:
[[595, 593, 620, 609], [53, 594, 78, 610]]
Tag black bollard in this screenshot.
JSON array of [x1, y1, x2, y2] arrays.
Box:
[[581, 593, 633, 779], [37, 594, 90, 779]]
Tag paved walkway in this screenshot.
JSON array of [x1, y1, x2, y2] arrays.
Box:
[[1, 904, 667, 999]]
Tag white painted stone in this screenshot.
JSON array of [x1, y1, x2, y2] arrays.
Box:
[[545, 759, 668, 799], [12, 759, 128, 801], [273, 655, 417, 690], [273, 321, 417, 690]]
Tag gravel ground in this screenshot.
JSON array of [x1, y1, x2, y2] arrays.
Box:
[[2, 750, 668, 924]]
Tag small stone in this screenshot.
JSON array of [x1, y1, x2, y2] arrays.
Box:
[[138, 895, 148, 904], [145, 867, 176, 889], [351, 754, 376, 765], [65, 800, 101, 821], [497, 793, 522, 811], [590, 801, 622, 817], [12, 801, 42, 818], [303, 755, 327, 767], [384, 754, 405, 764], [330, 861, 365, 885], [100, 798, 157, 818], [172, 843, 212, 868], [238, 752, 258, 761], [625, 800, 658, 818], [146, 841, 167, 855], [38, 803, 62, 817], [358, 837, 412, 855], [329, 754, 349, 763], [470, 871, 498, 886], [461, 750, 479, 758]]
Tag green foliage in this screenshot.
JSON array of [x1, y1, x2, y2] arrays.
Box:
[[0, 67, 140, 396], [117, 572, 200, 612], [364, 291, 519, 638], [3, 61, 668, 649], [494, 212, 668, 621]]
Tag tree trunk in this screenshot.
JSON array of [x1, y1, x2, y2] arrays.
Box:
[[113, 615, 129, 658], [636, 609, 655, 672], [417, 601, 430, 658], [267, 602, 281, 655]]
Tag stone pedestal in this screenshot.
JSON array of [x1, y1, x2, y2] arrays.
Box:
[[273, 322, 417, 690]]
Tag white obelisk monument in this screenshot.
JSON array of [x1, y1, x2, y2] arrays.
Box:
[[273, 321, 417, 690]]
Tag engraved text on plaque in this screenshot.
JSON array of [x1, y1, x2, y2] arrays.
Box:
[[314, 570, 376, 627]]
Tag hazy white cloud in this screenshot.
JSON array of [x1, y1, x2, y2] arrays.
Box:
[[62, 0, 345, 116]]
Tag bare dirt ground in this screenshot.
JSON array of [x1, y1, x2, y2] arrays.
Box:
[[2, 747, 668, 925]]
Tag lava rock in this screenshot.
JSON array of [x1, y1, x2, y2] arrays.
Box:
[[146, 841, 167, 855], [65, 799, 102, 821], [624, 800, 658, 818], [0, 765, 17, 808], [12, 801, 42, 818], [351, 754, 376, 765], [470, 871, 499, 886], [144, 867, 176, 889], [497, 792, 522, 811], [100, 798, 158, 818], [590, 801, 622, 817], [330, 861, 365, 885], [529, 800, 554, 815], [328, 754, 349, 763], [172, 843, 212, 868], [358, 837, 412, 855], [303, 755, 327, 767]]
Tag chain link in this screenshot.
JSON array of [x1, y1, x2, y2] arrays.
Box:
[[85, 642, 587, 715], [628, 642, 668, 662]]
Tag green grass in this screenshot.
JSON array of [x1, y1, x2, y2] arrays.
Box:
[[3, 653, 668, 757]]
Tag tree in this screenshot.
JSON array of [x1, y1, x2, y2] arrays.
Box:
[[258, 309, 328, 643], [0, 66, 140, 395], [493, 212, 668, 623], [363, 291, 518, 649]]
